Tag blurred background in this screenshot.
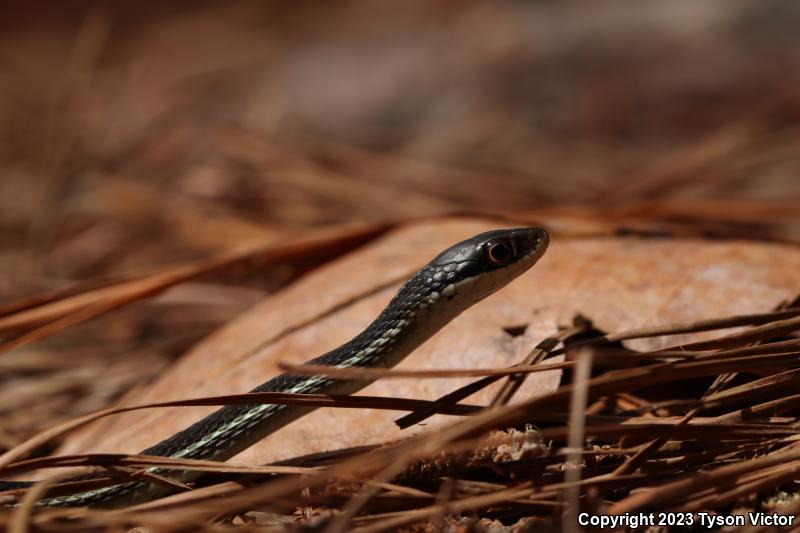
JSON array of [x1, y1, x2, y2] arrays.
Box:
[[1, 0, 799, 450]]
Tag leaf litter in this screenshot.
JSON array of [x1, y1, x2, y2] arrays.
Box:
[[2, 297, 800, 531]]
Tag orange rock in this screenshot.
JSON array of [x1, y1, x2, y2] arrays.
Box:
[[58, 218, 800, 465]]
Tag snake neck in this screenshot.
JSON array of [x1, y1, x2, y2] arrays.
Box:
[[142, 260, 479, 464]]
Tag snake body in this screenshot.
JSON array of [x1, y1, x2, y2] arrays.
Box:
[[2, 227, 549, 507]]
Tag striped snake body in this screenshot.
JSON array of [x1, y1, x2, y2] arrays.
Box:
[[2, 227, 549, 507]]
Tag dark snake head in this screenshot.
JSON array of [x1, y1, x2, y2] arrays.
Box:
[[431, 227, 549, 273], [430, 226, 548, 299], [397, 227, 550, 324]]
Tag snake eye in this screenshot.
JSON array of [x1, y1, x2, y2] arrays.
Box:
[[485, 239, 512, 266]]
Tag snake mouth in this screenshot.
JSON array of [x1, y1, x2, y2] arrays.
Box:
[[533, 230, 549, 261], [499, 227, 548, 273], [518, 227, 549, 259]]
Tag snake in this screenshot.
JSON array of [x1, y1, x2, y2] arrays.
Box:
[[0, 226, 549, 507]]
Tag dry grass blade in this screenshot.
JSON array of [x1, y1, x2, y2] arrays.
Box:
[[0, 222, 391, 352], [2, 453, 318, 479], [676, 314, 800, 351], [610, 446, 800, 514], [592, 308, 800, 344], [277, 360, 573, 379], [547, 307, 800, 357], [0, 391, 482, 472], [563, 347, 593, 533]]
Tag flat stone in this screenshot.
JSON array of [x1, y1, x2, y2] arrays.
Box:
[[58, 218, 800, 465]]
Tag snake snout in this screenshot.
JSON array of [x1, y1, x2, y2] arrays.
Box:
[[517, 227, 549, 258]]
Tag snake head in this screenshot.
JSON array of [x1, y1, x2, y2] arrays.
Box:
[[411, 227, 549, 312], [430, 226, 549, 274]]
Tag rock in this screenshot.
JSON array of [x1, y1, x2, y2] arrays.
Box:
[[57, 218, 800, 465]]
